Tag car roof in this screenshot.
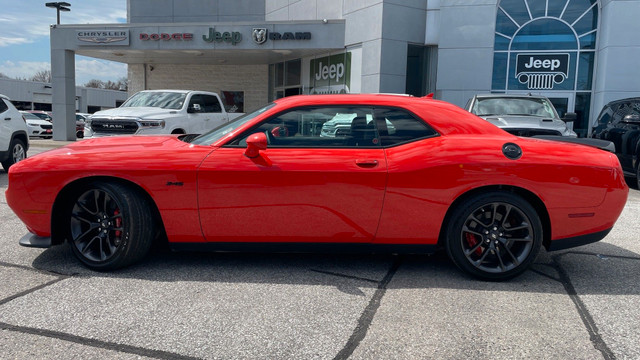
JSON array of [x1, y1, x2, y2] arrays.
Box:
[[605, 97, 640, 106], [270, 94, 506, 137]]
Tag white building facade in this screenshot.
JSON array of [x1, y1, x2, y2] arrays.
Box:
[[48, 0, 640, 139]]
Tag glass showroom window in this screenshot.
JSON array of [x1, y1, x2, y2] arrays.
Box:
[[269, 59, 302, 101], [492, 0, 599, 136]]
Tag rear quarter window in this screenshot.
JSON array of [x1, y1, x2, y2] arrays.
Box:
[[374, 108, 437, 147]]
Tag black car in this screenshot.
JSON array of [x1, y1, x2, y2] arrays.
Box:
[[591, 97, 640, 188]]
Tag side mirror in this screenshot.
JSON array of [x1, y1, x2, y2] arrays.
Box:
[[188, 103, 202, 113], [245, 132, 268, 158], [622, 114, 640, 123], [562, 112, 577, 122]]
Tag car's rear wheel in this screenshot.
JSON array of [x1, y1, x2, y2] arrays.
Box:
[[636, 162, 640, 190], [445, 192, 542, 281], [1, 138, 27, 171], [68, 182, 155, 270]]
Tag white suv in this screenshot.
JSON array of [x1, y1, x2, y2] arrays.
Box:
[[0, 95, 29, 171]]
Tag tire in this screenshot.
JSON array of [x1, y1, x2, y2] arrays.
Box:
[[1, 138, 27, 171], [445, 191, 543, 281], [67, 181, 155, 271], [636, 163, 640, 190]]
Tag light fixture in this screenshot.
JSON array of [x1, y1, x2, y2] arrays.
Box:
[[45, 2, 71, 25]]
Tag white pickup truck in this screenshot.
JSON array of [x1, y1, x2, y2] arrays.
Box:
[[88, 90, 243, 137]]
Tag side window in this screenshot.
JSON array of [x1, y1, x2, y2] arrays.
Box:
[[0, 99, 8, 114], [374, 108, 437, 147], [612, 102, 638, 123], [232, 107, 379, 148], [201, 95, 222, 113], [188, 95, 204, 113], [596, 105, 614, 126]]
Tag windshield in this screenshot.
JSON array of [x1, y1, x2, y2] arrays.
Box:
[[121, 91, 187, 110], [21, 112, 41, 120], [472, 97, 557, 118], [190, 103, 276, 146]]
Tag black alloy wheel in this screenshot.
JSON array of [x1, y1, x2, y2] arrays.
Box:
[[68, 182, 155, 270], [1, 138, 27, 171], [446, 192, 542, 281], [636, 163, 640, 190]]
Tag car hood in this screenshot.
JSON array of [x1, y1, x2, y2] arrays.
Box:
[[92, 107, 181, 119], [480, 115, 567, 130], [25, 118, 51, 126], [10, 135, 216, 174]]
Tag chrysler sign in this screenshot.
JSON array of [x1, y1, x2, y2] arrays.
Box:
[[515, 53, 569, 90], [77, 30, 129, 45]]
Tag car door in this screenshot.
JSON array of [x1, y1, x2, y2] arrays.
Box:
[[0, 99, 11, 149], [186, 94, 224, 134], [197, 106, 387, 243]]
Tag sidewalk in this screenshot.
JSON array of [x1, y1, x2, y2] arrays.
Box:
[[28, 138, 81, 148]]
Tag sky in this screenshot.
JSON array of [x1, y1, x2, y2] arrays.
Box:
[[0, 0, 128, 85]]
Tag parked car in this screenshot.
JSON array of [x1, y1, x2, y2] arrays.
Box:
[[89, 90, 243, 137], [75, 113, 90, 138], [0, 95, 29, 171], [20, 111, 53, 138], [7, 94, 628, 280], [466, 94, 577, 137], [591, 97, 640, 188], [26, 110, 53, 122]]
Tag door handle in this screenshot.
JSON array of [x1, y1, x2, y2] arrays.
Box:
[[355, 159, 379, 167], [4, 117, 10, 121]]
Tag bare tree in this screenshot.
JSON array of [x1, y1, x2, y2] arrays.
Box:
[[117, 77, 128, 91], [30, 70, 51, 83], [84, 79, 104, 88], [103, 80, 119, 90]]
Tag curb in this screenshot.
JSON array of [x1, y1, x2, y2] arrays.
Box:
[[28, 139, 79, 148]]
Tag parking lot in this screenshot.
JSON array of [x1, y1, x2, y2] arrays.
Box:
[[1, 140, 639, 359]]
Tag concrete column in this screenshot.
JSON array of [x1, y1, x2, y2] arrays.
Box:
[[79, 88, 88, 113], [51, 49, 76, 141]]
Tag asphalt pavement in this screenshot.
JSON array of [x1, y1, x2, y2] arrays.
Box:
[[0, 140, 638, 359]]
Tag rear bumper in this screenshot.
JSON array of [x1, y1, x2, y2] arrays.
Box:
[[547, 228, 611, 251]]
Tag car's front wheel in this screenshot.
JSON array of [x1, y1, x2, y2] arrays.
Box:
[[1, 138, 27, 171], [445, 191, 543, 281], [68, 182, 155, 270]]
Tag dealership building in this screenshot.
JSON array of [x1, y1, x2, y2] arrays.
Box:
[[49, 0, 640, 140]]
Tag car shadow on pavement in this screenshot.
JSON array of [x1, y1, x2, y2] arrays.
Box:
[[28, 240, 640, 296]]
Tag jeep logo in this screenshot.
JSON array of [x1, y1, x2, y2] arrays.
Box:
[[515, 53, 569, 90], [314, 62, 345, 82]]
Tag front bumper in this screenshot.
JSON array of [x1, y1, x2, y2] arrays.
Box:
[[19, 233, 52, 248]]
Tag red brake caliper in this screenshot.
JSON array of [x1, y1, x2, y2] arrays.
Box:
[[465, 233, 484, 256], [114, 209, 122, 241]]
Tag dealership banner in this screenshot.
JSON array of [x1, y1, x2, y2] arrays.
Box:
[[309, 52, 351, 94]]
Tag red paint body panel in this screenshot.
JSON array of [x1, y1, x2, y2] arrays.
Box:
[[7, 136, 212, 242], [5, 94, 628, 251], [198, 147, 386, 243]]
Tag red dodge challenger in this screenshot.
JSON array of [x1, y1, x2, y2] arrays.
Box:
[[6, 94, 628, 280]]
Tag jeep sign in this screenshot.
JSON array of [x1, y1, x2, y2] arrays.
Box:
[[309, 53, 352, 94], [516, 53, 569, 90]]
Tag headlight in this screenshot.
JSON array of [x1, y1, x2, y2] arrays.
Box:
[[139, 120, 165, 129]]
